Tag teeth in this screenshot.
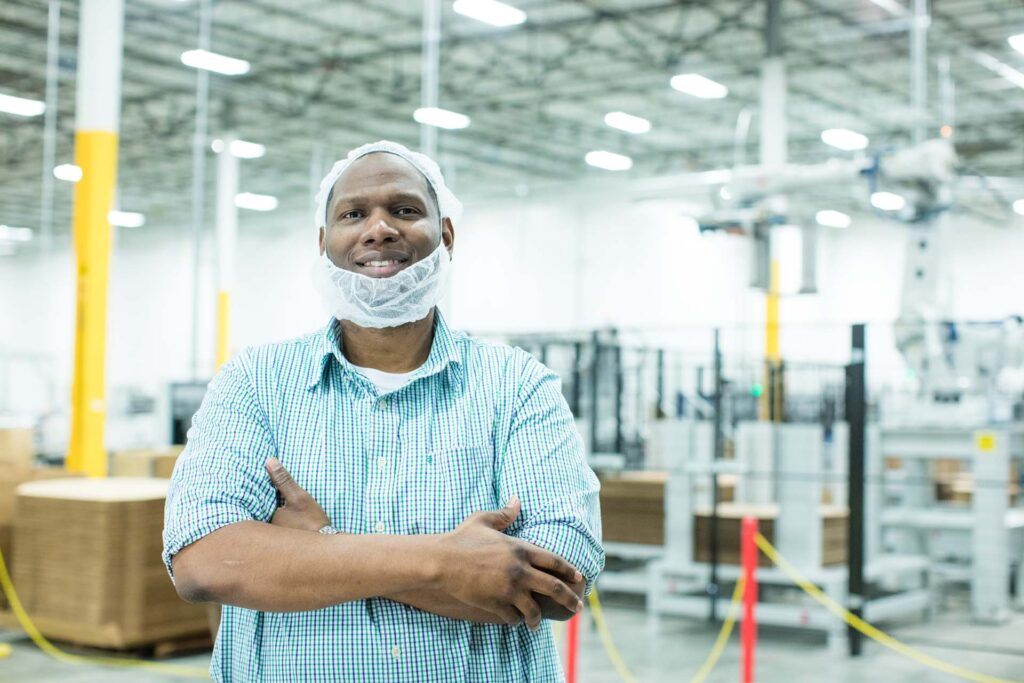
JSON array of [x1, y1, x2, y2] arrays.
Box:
[[365, 260, 398, 267]]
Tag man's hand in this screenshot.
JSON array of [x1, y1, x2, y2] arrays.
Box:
[[266, 458, 331, 532], [435, 498, 584, 629], [264, 457, 585, 629]]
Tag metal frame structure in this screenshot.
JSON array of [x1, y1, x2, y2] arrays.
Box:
[[1, 0, 1022, 237]]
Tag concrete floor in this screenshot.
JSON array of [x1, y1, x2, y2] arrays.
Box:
[[0, 592, 1021, 682]]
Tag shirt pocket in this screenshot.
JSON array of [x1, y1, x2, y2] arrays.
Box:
[[406, 442, 496, 535]]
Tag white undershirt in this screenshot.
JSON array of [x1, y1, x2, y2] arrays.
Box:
[[351, 364, 420, 395]]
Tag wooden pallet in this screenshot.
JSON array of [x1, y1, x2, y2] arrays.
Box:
[[0, 608, 211, 659]]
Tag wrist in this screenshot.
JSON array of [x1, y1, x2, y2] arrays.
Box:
[[414, 534, 446, 590]]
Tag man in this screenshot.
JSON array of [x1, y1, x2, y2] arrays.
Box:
[[163, 140, 604, 682]]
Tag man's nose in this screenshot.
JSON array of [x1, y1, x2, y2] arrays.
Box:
[[360, 209, 400, 245]]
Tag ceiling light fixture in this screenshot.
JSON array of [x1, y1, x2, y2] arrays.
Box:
[[1013, 199, 1024, 216], [604, 111, 651, 134], [0, 92, 45, 117], [585, 150, 633, 171], [180, 49, 250, 76], [870, 191, 906, 211], [108, 211, 146, 228], [815, 209, 851, 228], [212, 139, 266, 158], [53, 164, 82, 183], [234, 192, 278, 211], [1010, 33, 1024, 55], [670, 73, 728, 99], [452, 0, 526, 27], [821, 128, 869, 151], [0, 225, 34, 242], [413, 107, 471, 130]]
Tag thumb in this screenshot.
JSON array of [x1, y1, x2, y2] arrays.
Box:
[[489, 495, 521, 531], [265, 457, 305, 504]]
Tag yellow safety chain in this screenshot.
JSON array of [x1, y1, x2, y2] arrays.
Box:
[[586, 578, 746, 683], [0, 545, 209, 679], [754, 532, 1024, 683]]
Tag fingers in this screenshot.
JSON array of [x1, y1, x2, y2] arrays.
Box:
[[492, 604, 522, 626], [473, 495, 521, 531], [524, 567, 584, 616], [523, 544, 581, 585], [265, 457, 306, 505], [513, 594, 543, 631]]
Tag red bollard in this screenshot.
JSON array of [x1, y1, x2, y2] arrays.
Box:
[[566, 612, 580, 683], [741, 516, 759, 683]]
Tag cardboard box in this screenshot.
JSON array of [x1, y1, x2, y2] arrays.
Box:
[[0, 428, 34, 472], [600, 471, 735, 546], [600, 471, 667, 545], [110, 446, 185, 479], [693, 503, 849, 567], [0, 468, 83, 611], [9, 478, 207, 648]]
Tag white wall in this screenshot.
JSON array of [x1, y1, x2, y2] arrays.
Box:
[[2, 195, 1023, 425]]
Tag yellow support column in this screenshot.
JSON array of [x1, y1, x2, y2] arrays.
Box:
[[66, 0, 125, 476], [761, 260, 782, 421], [214, 137, 239, 371]]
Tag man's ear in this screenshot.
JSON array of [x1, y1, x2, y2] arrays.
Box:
[[441, 218, 455, 258], [318, 227, 326, 255]]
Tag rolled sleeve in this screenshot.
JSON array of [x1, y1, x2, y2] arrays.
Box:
[[500, 354, 605, 594], [162, 352, 277, 580]]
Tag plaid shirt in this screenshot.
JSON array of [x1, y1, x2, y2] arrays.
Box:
[[163, 311, 604, 682]]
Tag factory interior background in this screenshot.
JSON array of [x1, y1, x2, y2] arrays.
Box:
[[1, 0, 1024, 681]]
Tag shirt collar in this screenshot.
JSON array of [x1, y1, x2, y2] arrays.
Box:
[[307, 309, 463, 390]]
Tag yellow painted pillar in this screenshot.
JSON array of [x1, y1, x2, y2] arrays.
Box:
[[214, 137, 239, 370], [67, 0, 125, 476], [761, 260, 781, 421]]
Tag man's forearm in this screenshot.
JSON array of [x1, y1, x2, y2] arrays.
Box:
[[171, 521, 439, 612]]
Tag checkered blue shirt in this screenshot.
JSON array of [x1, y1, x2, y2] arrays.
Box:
[[163, 311, 604, 682]]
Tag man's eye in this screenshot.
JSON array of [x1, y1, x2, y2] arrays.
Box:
[[395, 207, 420, 216], [340, 210, 363, 220]]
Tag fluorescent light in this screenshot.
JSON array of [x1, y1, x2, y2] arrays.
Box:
[[212, 139, 266, 158], [413, 107, 471, 130], [670, 73, 728, 99], [181, 49, 250, 76], [234, 192, 278, 211], [53, 164, 82, 183], [0, 225, 33, 242], [0, 92, 45, 117], [452, 0, 526, 27], [604, 111, 651, 134], [108, 210, 145, 228], [815, 209, 851, 228], [821, 128, 869, 151], [1010, 34, 1024, 55], [871, 191, 906, 211], [1013, 199, 1024, 216], [585, 150, 633, 171]]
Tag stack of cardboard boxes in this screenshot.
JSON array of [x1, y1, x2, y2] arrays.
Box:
[[693, 503, 848, 567], [7, 477, 208, 649], [0, 427, 76, 612], [109, 446, 185, 479]]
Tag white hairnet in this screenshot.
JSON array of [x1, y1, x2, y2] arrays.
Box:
[[314, 140, 463, 229]]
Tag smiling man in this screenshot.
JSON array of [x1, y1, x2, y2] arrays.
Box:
[[162, 140, 604, 682]]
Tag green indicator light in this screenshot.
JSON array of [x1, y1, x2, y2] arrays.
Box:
[[751, 384, 764, 397]]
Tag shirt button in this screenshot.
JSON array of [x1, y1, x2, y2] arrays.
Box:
[[375, 521, 386, 533], [379, 398, 388, 408], [377, 457, 387, 470], [391, 646, 401, 659]]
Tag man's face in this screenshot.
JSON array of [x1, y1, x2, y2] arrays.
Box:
[[319, 152, 454, 278]]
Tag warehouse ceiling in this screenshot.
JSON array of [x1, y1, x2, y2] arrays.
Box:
[[1, 0, 1023, 240]]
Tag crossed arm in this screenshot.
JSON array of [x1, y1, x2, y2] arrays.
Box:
[[166, 351, 603, 628], [171, 459, 585, 627]]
